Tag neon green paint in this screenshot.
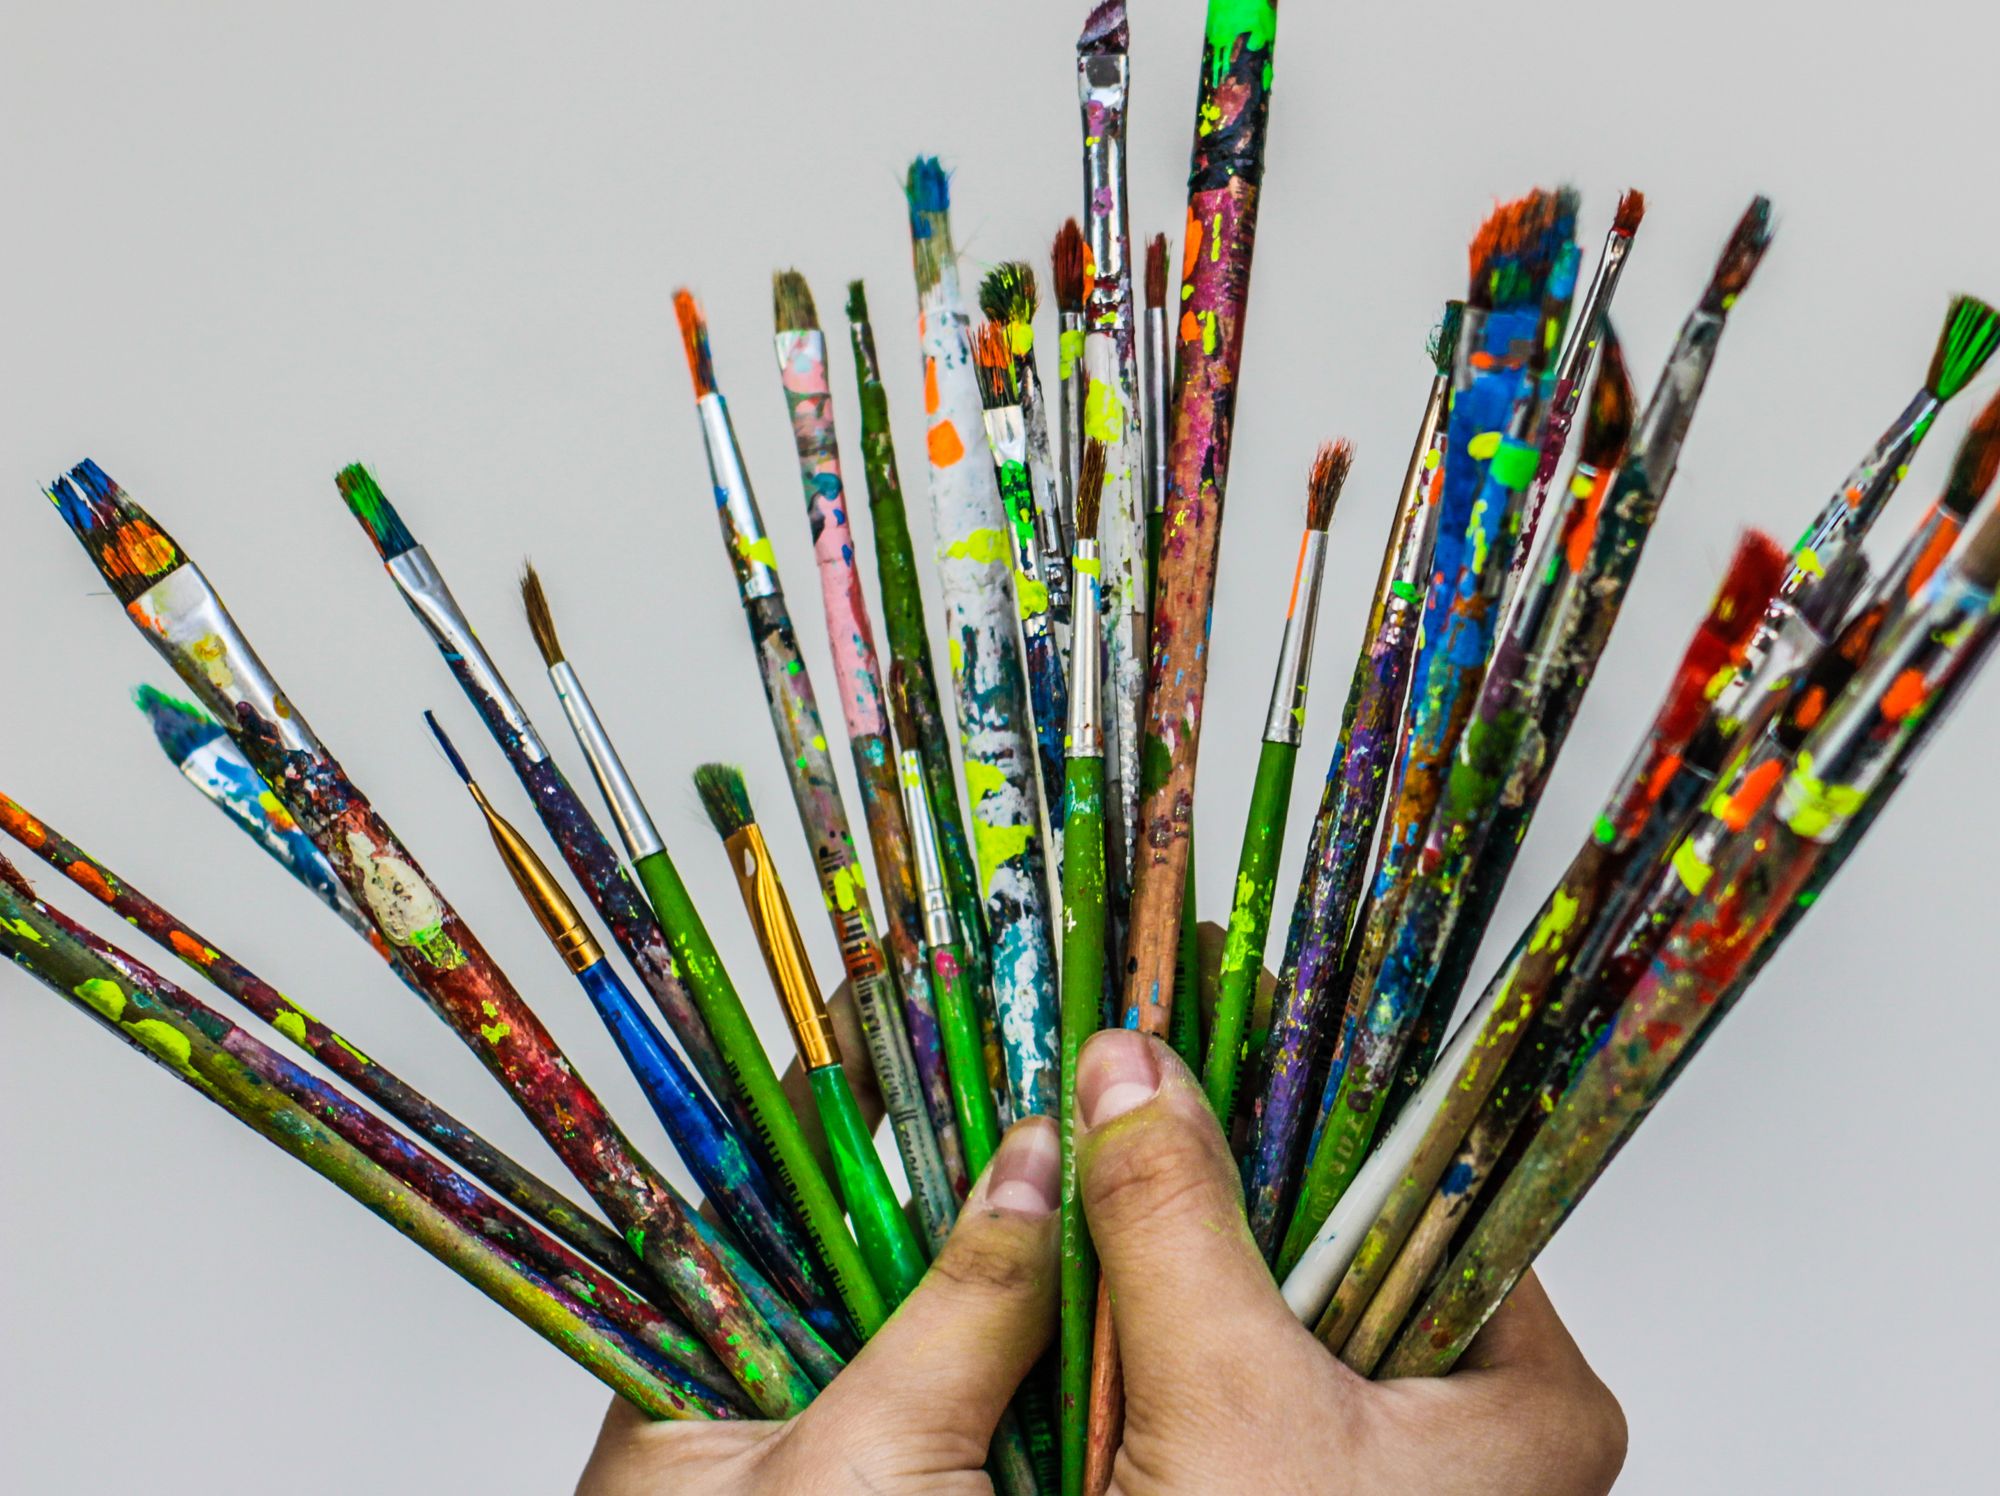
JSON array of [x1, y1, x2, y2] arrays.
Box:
[[944, 527, 1009, 566], [73, 977, 126, 1022], [127, 1018, 199, 1079], [973, 821, 1035, 898], [1084, 380, 1125, 444], [273, 1008, 309, 1045]]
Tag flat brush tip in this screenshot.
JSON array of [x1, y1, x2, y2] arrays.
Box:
[[519, 561, 564, 668], [1052, 219, 1086, 313], [1702, 196, 1775, 313], [693, 762, 754, 840], [970, 321, 1018, 411], [335, 463, 419, 561], [1078, 0, 1129, 56], [1076, 440, 1106, 539], [1929, 294, 2000, 402], [1613, 189, 1647, 237], [672, 289, 718, 397], [46, 461, 186, 604], [772, 269, 819, 333], [424, 711, 474, 787], [904, 156, 950, 215], [845, 279, 869, 324], [1307, 440, 1352, 531], [133, 683, 225, 762], [1145, 233, 1169, 309]]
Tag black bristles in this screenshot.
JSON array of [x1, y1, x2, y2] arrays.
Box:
[[1076, 440, 1106, 539], [336, 464, 420, 562], [772, 269, 819, 333], [1700, 196, 1775, 314], [424, 710, 474, 787], [1307, 441, 1352, 532], [694, 763, 754, 840], [979, 262, 1039, 328]]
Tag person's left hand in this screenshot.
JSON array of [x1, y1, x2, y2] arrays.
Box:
[[575, 1116, 1060, 1495]]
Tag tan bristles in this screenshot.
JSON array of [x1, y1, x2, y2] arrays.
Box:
[[1053, 219, 1087, 314], [772, 269, 818, 333], [1076, 439, 1106, 538], [1145, 233, 1168, 309], [519, 563, 563, 669], [1614, 189, 1646, 236], [1306, 441, 1352, 532]]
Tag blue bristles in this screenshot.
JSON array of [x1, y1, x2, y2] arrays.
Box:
[[424, 710, 475, 786]]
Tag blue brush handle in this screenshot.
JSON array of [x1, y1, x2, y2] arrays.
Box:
[[573, 958, 844, 1344]]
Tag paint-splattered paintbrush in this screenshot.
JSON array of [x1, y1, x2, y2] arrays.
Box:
[[0, 858, 731, 1422], [519, 564, 888, 1338], [773, 268, 970, 1206], [45, 460, 816, 1417], [673, 288, 959, 1252], [1053, 218, 1088, 556], [982, 262, 1072, 635], [973, 318, 1071, 837], [696, 764, 929, 1309], [1203, 442, 1350, 1123], [424, 710, 847, 1347], [904, 159, 1062, 1125], [1142, 232, 1171, 571], [1244, 305, 1458, 1254]]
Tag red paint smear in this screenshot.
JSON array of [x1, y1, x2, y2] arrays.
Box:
[[0, 800, 49, 848], [1719, 758, 1784, 831], [66, 860, 115, 903], [1641, 1020, 1683, 1053], [169, 929, 214, 965]]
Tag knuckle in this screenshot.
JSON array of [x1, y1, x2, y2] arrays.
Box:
[[1084, 1126, 1225, 1233], [928, 1225, 1038, 1302]]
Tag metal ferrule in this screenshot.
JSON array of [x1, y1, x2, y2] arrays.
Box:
[[1142, 305, 1170, 518], [1631, 309, 1724, 486], [1078, 58, 1132, 321], [386, 548, 546, 763], [1264, 531, 1329, 745], [130, 564, 319, 755], [1782, 391, 1944, 606], [896, 749, 957, 949], [548, 660, 663, 863], [1067, 539, 1105, 757], [982, 405, 1027, 467], [1552, 230, 1634, 398], [1018, 359, 1071, 614], [698, 391, 780, 600], [471, 782, 602, 972], [726, 824, 838, 1069]]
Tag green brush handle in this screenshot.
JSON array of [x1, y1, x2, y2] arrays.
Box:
[[810, 1063, 927, 1309], [1059, 754, 1106, 1496], [930, 940, 1003, 1178], [631, 848, 887, 1336], [1204, 737, 1299, 1120], [1276, 1086, 1388, 1279]]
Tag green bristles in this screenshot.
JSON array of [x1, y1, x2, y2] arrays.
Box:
[[693, 763, 755, 840], [1429, 300, 1465, 376], [845, 280, 870, 324], [335, 465, 418, 561], [1928, 295, 2000, 401]]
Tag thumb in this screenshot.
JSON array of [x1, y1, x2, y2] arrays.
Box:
[[796, 1117, 1059, 1470], [1076, 1031, 1313, 1405]]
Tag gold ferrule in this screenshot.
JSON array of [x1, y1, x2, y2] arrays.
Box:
[[725, 824, 839, 1069], [471, 783, 602, 974]]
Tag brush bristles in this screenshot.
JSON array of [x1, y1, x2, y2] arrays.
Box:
[[845, 279, 870, 325], [694, 763, 754, 840], [134, 683, 225, 762], [520, 562, 564, 669], [1579, 326, 1635, 472], [971, 322, 1019, 410], [1076, 440, 1106, 538], [905, 157, 954, 294], [424, 710, 474, 787], [1467, 188, 1576, 313], [979, 262, 1039, 329], [1957, 498, 2000, 592], [1429, 300, 1466, 376], [1306, 440, 1352, 531], [772, 269, 818, 334], [1928, 295, 2000, 401], [1078, 0, 1129, 53], [1655, 530, 1789, 742], [673, 289, 718, 397], [1940, 388, 2000, 518], [1052, 219, 1086, 314], [1613, 189, 1647, 237], [335, 464, 419, 561], [1701, 196, 1775, 314], [1145, 234, 1168, 309], [45, 461, 187, 604]]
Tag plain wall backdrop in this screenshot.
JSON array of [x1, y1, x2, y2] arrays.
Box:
[[3, 2, 1996, 1491]]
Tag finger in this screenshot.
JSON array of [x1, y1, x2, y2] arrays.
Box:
[[1075, 1030, 1313, 1395], [797, 1116, 1060, 1465], [1454, 1269, 1595, 1377]]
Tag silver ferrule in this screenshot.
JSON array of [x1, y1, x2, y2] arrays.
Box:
[[386, 548, 546, 763], [130, 565, 318, 756], [982, 404, 1027, 466], [1264, 530, 1329, 745], [1551, 229, 1634, 398], [1142, 306, 1170, 518], [549, 660, 663, 862], [698, 391, 779, 600], [1018, 361, 1071, 596], [1078, 58, 1131, 316], [897, 749, 956, 948], [1067, 539, 1106, 757]]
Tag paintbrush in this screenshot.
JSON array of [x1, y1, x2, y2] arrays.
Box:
[[982, 262, 1072, 634], [333, 464, 755, 1148], [46, 460, 818, 1417], [774, 268, 970, 1206], [673, 287, 959, 1251], [1059, 442, 1108, 1496], [1203, 442, 1350, 1124], [519, 564, 889, 1338], [844, 279, 1000, 1104], [1053, 217, 1088, 555], [1244, 305, 1458, 1252], [0, 857, 735, 1421], [973, 317, 1071, 838], [905, 159, 1062, 1125], [424, 709, 846, 1345], [696, 764, 928, 1309], [1142, 232, 1171, 574]]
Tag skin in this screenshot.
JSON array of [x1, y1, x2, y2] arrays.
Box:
[[577, 1028, 1625, 1495]]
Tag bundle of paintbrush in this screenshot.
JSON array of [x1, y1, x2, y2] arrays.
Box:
[[10, 5, 2000, 1494]]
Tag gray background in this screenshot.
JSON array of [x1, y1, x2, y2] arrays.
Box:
[[3, 2, 1995, 1491]]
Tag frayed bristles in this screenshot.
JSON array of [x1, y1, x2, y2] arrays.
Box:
[[1078, 0, 1129, 54], [335, 464, 419, 561], [1429, 300, 1465, 376], [772, 269, 819, 334], [979, 262, 1038, 329], [423, 710, 475, 787], [45, 461, 186, 604], [971, 322, 1019, 411], [694, 763, 754, 840], [906, 157, 954, 294], [845, 279, 870, 325], [1654, 531, 1789, 744], [1307, 440, 1352, 531], [520, 562, 564, 669], [1613, 189, 1647, 237], [1467, 187, 1578, 314], [1145, 234, 1168, 309], [673, 290, 718, 397], [1927, 294, 2000, 401], [1052, 219, 1086, 314], [1942, 388, 2000, 519], [1701, 196, 1775, 314], [1076, 439, 1106, 539], [133, 683, 224, 763], [1579, 326, 1635, 472]]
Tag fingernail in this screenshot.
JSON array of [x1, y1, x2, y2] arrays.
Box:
[[983, 1116, 1059, 1216], [1078, 1030, 1163, 1129]]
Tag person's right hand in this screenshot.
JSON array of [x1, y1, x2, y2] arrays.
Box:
[[1076, 1028, 1628, 1496]]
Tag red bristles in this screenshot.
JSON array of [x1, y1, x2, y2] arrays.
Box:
[[1613, 189, 1647, 237], [1652, 530, 1789, 745], [672, 289, 717, 397], [1145, 233, 1169, 310], [1052, 219, 1087, 315]]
